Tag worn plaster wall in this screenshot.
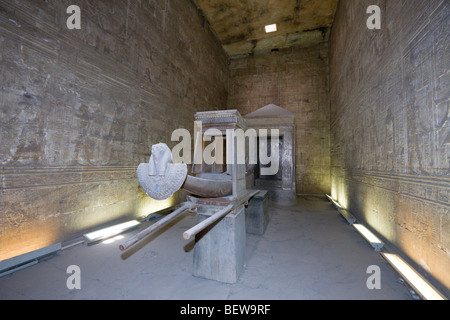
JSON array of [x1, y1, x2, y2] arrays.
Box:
[[0, 0, 228, 261], [228, 44, 331, 194], [329, 0, 449, 291]]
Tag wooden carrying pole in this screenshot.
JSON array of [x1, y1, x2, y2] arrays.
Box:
[[183, 205, 234, 240], [119, 202, 197, 251]]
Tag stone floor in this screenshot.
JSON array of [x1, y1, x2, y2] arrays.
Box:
[[0, 196, 413, 300]]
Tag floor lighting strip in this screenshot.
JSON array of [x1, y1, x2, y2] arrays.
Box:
[[352, 223, 384, 251], [83, 220, 141, 245], [381, 253, 446, 300], [325, 194, 447, 300]]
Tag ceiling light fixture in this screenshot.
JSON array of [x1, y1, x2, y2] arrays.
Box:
[[265, 24, 277, 33]]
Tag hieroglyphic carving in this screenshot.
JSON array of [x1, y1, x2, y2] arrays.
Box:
[[330, 0, 449, 289], [403, 29, 448, 176], [0, 0, 229, 262], [5, 206, 27, 227]]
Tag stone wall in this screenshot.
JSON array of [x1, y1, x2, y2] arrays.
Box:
[[329, 0, 449, 291], [0, 0, 229, 261], [228, 44, 331, 194]]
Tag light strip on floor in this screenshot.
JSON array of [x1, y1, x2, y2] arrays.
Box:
[[381, 253, 446, 300], [83, 220, 140, 244], [325, 195, 356, 224], [0, 243, 62, 278], [102, 235, 124, 245], [325, 194, 342, 209], [353, 224, 384, 251], [337, 208, 356, 224]]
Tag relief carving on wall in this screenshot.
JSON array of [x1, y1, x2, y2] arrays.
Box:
[[403, 30, 449, 177], [4, 206, 27, 227]]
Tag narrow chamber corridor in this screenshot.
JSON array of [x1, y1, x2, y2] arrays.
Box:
[[0, 0, 448, 303]]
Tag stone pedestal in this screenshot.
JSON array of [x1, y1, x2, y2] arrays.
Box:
[[245, 190, 269, 235], [192, 205, 246, 284]]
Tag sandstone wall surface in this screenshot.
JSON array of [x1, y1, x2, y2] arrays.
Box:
[[329, 0, 449, 291], [0, 0, 229, 260], [228, 44, 331, 194]]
